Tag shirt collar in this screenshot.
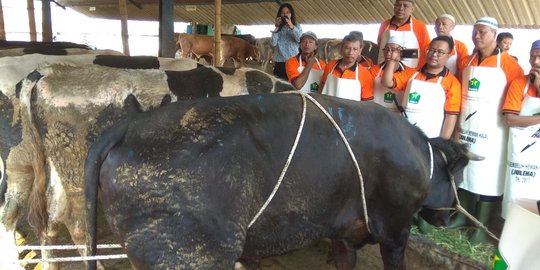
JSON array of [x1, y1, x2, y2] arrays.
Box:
[[420, 65, 448, 80], [337, 59, 358, 72], [389, 16, 412, 28]]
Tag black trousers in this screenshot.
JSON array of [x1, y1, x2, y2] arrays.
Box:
[[273, 62, 287, 80]]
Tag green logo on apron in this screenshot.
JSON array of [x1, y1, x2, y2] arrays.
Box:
[[408, 91, 421, 104], [310, 82, 318, 92], [384, 91, 395, 103], [491, 249, 508, 270], [469, 78, 481, 91]]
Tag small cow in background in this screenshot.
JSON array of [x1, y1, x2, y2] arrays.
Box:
[[176, 33, 259, 67]]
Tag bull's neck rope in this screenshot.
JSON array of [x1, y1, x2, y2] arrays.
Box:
[[428, 141, 434, 180], [248, 92, 371, 235], [431, 149, 500, 241]]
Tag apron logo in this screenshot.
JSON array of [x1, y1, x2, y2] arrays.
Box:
[[491, 249, 508, 270], [468, 78, 481, 91], [384, 91, 395, 103], [310, 82, 319, 92], [408, 91, 421, 104]]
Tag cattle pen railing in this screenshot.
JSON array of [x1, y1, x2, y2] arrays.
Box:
[[14, 244, 127, 265]]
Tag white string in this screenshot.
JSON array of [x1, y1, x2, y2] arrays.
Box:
[[247, 92, 307, 228], [247, 92, 370, 234], [14, 254, 128, 264], [428, 141, 434, 180], [16, 244, 122, 251]]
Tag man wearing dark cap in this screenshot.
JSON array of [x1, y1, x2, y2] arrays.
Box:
[[451, 16, 524, 244], [285, 31, 326, 92], [501, 39, 540, 219], [377, 0, 431, 68]]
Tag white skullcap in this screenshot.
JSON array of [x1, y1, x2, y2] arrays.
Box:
[[475, 16, 498, 30], [387, 35, 404, 47], [438, 14, 455, 24]]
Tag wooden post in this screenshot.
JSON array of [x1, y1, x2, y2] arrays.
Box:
[[118, 0, 130, 55], [158, 0, 175, 58], [42, 0, 53, 41], [214, 0, 222, 67], [0, 0, 5, 40], [27, 0, 37, 41]]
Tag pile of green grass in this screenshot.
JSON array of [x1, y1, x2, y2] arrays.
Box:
[[411, 225, 497, 266]]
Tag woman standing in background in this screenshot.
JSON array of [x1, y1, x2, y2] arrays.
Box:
[[271, 3, 302, 80]]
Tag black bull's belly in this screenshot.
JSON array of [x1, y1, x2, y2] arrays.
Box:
[[85, 93, 469, 270]]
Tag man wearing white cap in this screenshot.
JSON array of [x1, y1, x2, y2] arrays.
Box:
[[450, 16, 524, 243], [377, 0, 431, 69], [500, 40, 540, 219], [285, 31, 326, 92], [434, 14, 469, 75], [370, 34, 415, 113]]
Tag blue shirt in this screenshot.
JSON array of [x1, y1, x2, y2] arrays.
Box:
[[271, 24, 302, 62]]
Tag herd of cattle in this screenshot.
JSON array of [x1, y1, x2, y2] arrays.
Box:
[[0, 39, 475, 270], [175, 33, 379, 70]]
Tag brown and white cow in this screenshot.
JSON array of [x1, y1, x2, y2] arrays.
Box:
[[1, 62, 293, 269]]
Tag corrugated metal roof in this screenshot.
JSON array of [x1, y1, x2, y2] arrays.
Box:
[[56, 0, 540, 28]]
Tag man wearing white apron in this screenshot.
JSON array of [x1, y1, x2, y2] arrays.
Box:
[[318, 31, 374, 102], [371, 35, 416, 114], [377, 0, 431, 68], [501, 40, 540, 219], [434, 14, 469, 75], [381, 36, 461, 139], [285, 31, 326, 93], [449, 17, 524, 244]]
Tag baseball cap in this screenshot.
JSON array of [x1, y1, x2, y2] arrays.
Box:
[[300, 31, 318, 43]]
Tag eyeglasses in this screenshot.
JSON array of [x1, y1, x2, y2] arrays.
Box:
[[426, 48, 449, 56]]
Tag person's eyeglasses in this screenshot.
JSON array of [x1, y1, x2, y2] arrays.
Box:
[[427, 48, 449, 56]]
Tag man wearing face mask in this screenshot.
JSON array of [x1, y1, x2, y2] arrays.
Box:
[[450, 17, 524, 244], [500, 40, 540, 219], [285, 31, 326, 92], [377, 0, 431, 69], [434, 14, 469, 75]]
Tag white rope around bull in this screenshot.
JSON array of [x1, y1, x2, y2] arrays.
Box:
[[247, 92, 371, 234], [15, 254, 128, 264], [247, 92, 308, 228], [16, 244, 123, 251]]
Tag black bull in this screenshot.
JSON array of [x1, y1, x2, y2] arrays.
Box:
[[85, 93, 471, 270]]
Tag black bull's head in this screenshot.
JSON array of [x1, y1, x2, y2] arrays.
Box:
[[418, 137, 483, 226]]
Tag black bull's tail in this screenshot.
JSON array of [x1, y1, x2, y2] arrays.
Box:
[[84, 118, 130, 270]]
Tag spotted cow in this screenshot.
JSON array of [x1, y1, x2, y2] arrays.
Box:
[[1, 62, 293, 269]]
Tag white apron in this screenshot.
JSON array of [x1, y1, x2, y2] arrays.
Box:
[[446, 40, 458, 75], [377, 19, 420, 68], [402, 72, 446, 137], [321, 62, 362, 101], [297, 55, 324, 93], [373, 62, 405, 114], [493, 199, 540, 270], [501, 79, 540, 218], [459, 53, 508, 196]]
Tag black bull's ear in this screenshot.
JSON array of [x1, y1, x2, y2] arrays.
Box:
[[428, 137, 484, 174]]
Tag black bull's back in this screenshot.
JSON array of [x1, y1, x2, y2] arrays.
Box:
[[85, 93, 469, 269]]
